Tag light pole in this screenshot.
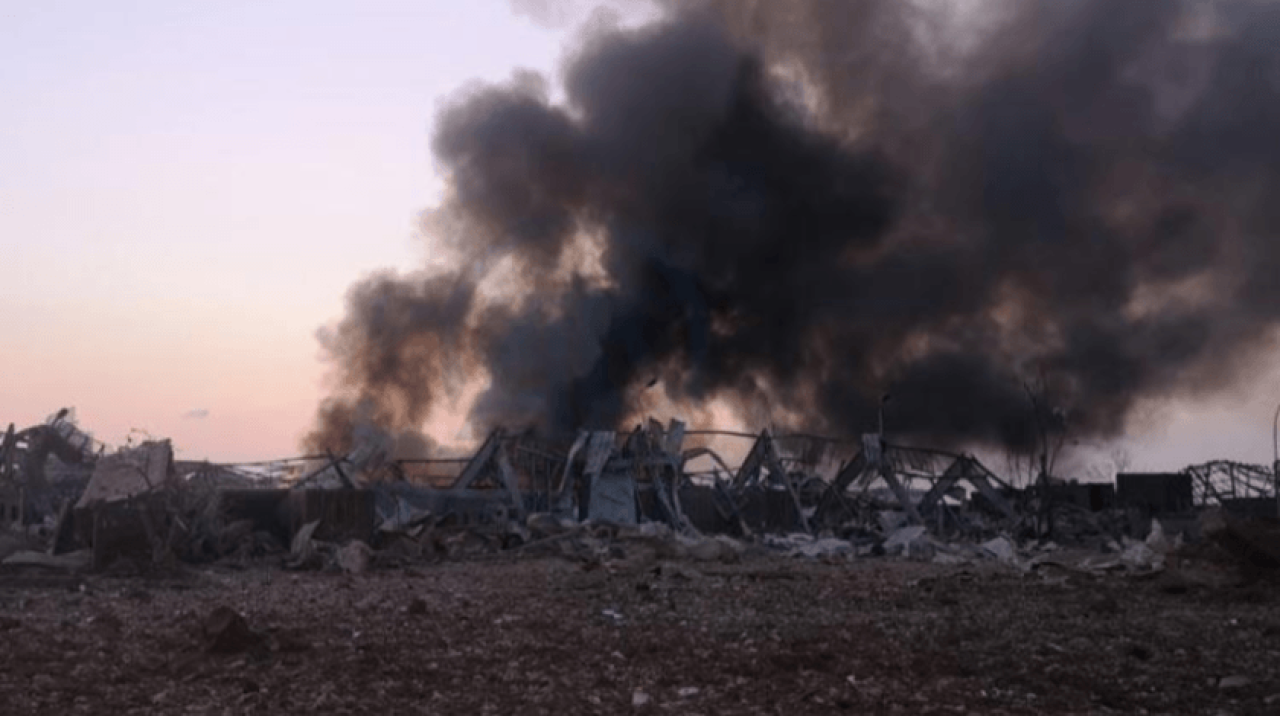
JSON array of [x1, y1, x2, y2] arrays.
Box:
[[1273, 401, 1280, 518], [878, 393, 891, 439]]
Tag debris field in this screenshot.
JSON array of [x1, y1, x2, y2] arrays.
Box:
[[1, 549, 1278, 716], [3, 409, 1280, 714]]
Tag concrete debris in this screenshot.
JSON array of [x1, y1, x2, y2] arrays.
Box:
[[336, 540, 373, 575], [288, 520, 322, 568], [677, 535, 744, 563], [0, 533, 41, 562], [653, 561, 702, 581], [76, 441, 173, 509], [980, 536, 1017, 563], [882, 525, 929, 556], [1217, 675, 1252, 690], [764, 533, 856, 559], [1120, 540, 1162, 571], [202, 606, 264, 654], [1145, 518, 1173, 553], [5, 409, 1280, 589], [877, 510, 908, 533], [1, 549, 91, 573]]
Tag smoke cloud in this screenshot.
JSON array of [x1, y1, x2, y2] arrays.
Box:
[[306, 0, 1280, 455]]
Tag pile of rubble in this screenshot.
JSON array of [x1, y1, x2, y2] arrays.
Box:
[[3, 408, 1280, 585]]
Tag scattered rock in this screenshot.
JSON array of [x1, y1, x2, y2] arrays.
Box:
[[878, 511, 908, 533], [202, 606, 264, 654], [287, 520, 322, 569], [1146, 518, 1172, 553], [1125, 644, 1153, 661], [88, 610, 124, 633], [980, 536, 1017, 563], [1120, 540, 1162, 571], [1218, 675, 1251, 690], [337, 540, 373, 575], [1, 550, 91, 572], [632, 690, 651, 707], [216, 519, 255, 555], [654, 561, 702, 581], [795, 537, 854, 559], [680, 536, 742, 563], [879, 525, 949, 562]]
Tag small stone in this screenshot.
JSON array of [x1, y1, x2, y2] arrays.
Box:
[[632, 691, 651, 707], [677, 686, 701, 698], [1218, 675, 1251, 689], [1125, 644, 1153, 661], [336, 540, 373, 575], [203, 606, 264, 654]]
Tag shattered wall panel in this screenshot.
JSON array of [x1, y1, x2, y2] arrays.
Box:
[[675, 485, 734, 534], [76, 441, 173, 508], [1117, 473, 1194, 515], [587, 463, 637, 525], [284, 489, 376, 543]]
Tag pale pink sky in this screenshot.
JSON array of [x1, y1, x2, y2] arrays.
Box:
[[2, 0, 1278, 471]]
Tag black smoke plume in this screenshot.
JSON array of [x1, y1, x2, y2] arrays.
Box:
[[306, 0, 1280, 455]]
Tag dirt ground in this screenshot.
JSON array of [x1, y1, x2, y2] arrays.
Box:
[[1, 553, 1278, 715]]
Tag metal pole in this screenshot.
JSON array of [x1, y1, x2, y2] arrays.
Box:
[[1273, 401, 1280, 519], [878, 393, 890, 439]]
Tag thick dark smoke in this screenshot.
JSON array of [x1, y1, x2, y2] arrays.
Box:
[[306, 0, 1280, 456]]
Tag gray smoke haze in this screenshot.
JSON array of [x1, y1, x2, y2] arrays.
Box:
[[306, 0, 1280, 456]]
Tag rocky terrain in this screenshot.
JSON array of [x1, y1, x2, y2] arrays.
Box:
[[1, 548, 1277, 715]]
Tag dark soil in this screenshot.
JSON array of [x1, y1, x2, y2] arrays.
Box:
[[0, 555, 1277, 715]]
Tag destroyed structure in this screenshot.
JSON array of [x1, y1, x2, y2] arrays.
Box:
[[3, 407, 1279, 575]]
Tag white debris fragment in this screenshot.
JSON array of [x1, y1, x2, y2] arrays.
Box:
[[883, 525, 928, 556], [980, 536, 1017, 563], [1145, 518, 1172, 553]]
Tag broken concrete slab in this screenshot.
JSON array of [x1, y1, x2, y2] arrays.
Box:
[[677, 535, 744, 563], [980, 536, 1017, 563], [202, 606, 264, 654], [76, 441, 173, 508], [882, 525, 928, 556], [1, 549, 91, 572], [762, 533, 855, 559], [337, 540, 373, 575], [793, 537, 854, 559]]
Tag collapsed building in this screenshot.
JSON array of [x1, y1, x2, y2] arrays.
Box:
[[178, 420, 1280, 561], [0, 409, 100, 525], [3, 404, 1279, 574]]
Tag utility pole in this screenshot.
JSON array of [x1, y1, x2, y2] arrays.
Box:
[[1025, 379, 1055, 540], [1273, 401, 1279, 519], [878, 393, 891, 439]]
